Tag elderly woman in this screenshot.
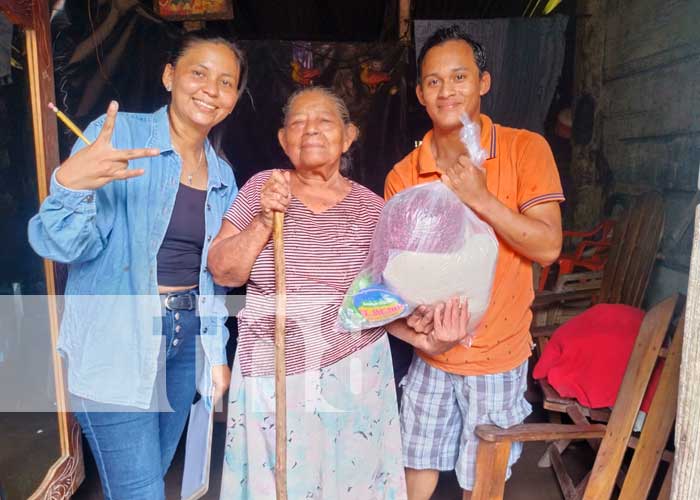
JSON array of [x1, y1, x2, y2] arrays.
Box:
[[28, 32, 245, 499], [209, 87, 402, 498]]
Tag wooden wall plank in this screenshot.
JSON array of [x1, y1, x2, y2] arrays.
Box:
[[604, 0, 700, 80], [602, 133, 700, 192], [603, 57, 700, 140], [672, 205, 700, 498], [602, 46, 700, 197]]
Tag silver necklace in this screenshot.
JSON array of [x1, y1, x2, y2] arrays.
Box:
[[186, 148, 205, 186]]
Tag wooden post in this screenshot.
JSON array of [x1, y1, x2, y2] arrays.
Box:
[[398, 0, 411, 41], [0, 0, 84, 497], [273, 211, 287, 500], [671, 205, 700, 498], [471, 440, 512, 500], [570, 0, 606, 230]]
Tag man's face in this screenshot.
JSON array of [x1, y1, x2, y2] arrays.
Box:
[[417, 40, 491, 132]]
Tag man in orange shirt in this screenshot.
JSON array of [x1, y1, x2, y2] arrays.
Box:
[[384, 26, 564, 499]]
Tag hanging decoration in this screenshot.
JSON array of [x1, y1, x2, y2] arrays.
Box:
[[154, 0, 233, 21], [290, 42, 320, 87], [359, 60, 392, 94], [222, 41, 410, 194]]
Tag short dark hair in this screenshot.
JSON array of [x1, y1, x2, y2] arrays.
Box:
[[168, 30, 248, 94], [417, 25, 487, 80]]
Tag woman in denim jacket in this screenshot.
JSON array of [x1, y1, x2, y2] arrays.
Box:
[[27, 31, 245, 500]]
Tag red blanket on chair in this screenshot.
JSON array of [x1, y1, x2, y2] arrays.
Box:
[[533, 303, 660, 409]]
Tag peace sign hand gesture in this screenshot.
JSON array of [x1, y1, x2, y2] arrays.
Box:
[[55, 101, 160, 191]]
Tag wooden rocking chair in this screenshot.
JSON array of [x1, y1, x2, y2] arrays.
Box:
[[532, 190, 665, 353], [472, 294, 683, 500]]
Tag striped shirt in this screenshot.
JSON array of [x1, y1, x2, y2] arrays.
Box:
[[225, 170, 386, 377]]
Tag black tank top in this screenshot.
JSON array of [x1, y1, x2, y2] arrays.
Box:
[[157, 183, 207, 286]]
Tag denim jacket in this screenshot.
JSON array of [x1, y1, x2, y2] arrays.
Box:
[[27, 106, 237, 409]]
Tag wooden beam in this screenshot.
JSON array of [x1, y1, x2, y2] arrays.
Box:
[[570, 0, 606, 230], [26, 20, 68, 444], [6, 0, 85, 496], [23, 2, 60, 191], [23, 0, 66, 441], [672, 205, 700, 498]]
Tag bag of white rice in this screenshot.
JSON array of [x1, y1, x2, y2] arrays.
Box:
[[338, 180, 498, 338]]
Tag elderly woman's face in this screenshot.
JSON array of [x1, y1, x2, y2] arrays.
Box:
[[162, 41, 240, 131], [278, 91, 356, 171]]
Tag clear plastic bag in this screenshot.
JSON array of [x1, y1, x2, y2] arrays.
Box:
[[338, 180, 498, 337], [338, 113, 498, 340], [459, 112, 488, 169]]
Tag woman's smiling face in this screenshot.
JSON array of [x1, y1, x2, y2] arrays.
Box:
[[163, 41, 241, 131]]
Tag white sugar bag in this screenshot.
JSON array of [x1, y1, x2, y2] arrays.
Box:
[[382, 232, 497, 332]]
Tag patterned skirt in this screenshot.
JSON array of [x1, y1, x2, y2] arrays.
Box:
[[219, 334, 406, 499]]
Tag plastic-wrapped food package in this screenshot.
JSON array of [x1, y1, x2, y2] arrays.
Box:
[[338, 113, 498, 340], [337, 181, 498, 338]]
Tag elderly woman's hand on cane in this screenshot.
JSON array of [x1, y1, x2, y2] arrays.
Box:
[[259, 170, 292, 229]]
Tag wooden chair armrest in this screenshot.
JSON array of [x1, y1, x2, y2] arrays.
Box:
[[475, 423, 606, 443]]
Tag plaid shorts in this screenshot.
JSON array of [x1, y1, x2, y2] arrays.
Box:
[[400, 355, 532, 491]]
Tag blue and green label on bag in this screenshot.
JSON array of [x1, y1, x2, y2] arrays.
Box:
[[353, 286, 408, 323]]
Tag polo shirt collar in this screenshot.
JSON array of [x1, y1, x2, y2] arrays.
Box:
[[418, 113, 497, 176], [481, 114, 497, 160]]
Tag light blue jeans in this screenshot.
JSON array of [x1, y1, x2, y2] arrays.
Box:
[[72, 290, 200, 500]]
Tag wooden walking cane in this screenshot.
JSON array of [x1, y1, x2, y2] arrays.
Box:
[[273, 211, 288, 500]]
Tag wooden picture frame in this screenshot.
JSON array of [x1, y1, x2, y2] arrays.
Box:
[[154, 0, 233, 21], [0, 0, 84, 498]]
